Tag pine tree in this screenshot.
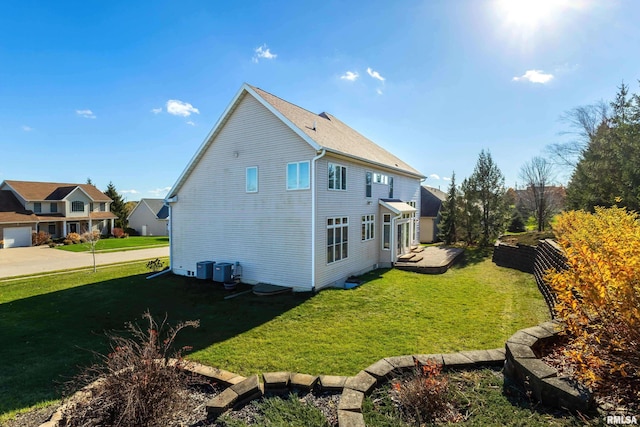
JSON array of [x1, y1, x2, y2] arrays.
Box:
[[104, 182, 128, 229], [469, 150, 508, 245], [437, 172, 458, 244]]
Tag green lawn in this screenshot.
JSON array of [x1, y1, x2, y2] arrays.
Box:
[[55, 236, 169, 252], [0, 250, 549, 421]]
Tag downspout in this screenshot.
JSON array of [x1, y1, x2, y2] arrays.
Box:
[[165, 196, 178, 272], [310, 149, 326, 291]]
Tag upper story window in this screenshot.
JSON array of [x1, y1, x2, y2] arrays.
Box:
[[50, 203, 57, 213], [389, 177, 394, 198], [246, 166, 258, 193], [287, 161, 310, 190], [33, 202, 41, 213], [71, 201, 84, 212], [373, 173, 388, 185], [100, 202, 106, 212], [365, 172, 372, 198], [328, 163, 347, 190], [90, 203, 94, 212]]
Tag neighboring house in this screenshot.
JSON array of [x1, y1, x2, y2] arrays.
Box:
[[166, 83, 425, 291], [419, 186, 447, 243], [0, 180, 117, 248], [127, 198, 169, 236]]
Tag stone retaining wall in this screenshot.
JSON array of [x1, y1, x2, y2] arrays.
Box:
[[492, 241, 536, 273], [504, 321, 592, 412], [493, 238, 567, 318]]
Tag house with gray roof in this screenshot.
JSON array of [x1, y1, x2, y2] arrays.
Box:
[[127, 198, 169, 236], [420, 186, 447, 243], [0, 180, 117, 248], [166, 83, 424, 290]]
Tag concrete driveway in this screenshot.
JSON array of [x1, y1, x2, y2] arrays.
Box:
[[0, 245, 169, 279]]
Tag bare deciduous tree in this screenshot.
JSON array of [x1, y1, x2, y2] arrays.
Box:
[[546, 101, 610, 169], [519, 157, 558, 232]]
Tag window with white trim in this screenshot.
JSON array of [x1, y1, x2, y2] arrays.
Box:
[[361, 214, 375, 241], [33, 202, 41, 213], [246, 166, 258, 193], [373, 173, 388, 184], [382, 214, 391, 250], [327, 216, 348, 263], [388, 177, 394, 198], [365, 172, 372, 198], [328, 163, 347, 190], [287, 161, 310, 190], [50, 203, 57, 213], [71, 201, 84, 212]]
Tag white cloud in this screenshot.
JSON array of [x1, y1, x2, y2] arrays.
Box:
[[443, 176, 452, 182], [186, 120, 195, 126], [121, 189, 140, 195], [151, 107, 162, 114], [166, 100, 199, 117], [512, 69, 554, 84], [76, 109, 96, 119], [253, 44, 277, 63], [148, 186, 172, 197], [429, 173, 440, 180], [367, 67, 385, 82], [376, 88, 383, 95], [340, 71, 359, 81], [22, 125, 33, 132]]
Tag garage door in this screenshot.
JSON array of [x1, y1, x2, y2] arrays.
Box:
[[4, 227, 32, 248]]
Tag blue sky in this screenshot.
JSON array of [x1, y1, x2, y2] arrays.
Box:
[[1, 0, 638, 200]]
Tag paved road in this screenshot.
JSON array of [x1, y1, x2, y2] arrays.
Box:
[[0, 245, 170, 279]]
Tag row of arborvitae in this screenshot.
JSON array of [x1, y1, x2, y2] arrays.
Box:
[[547, 205, 640, 404]]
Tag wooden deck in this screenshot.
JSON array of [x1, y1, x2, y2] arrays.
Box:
[[394, 246, 464, 274]]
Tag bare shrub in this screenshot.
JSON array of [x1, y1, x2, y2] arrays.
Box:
[[63, 311, 200, 427], [66, 232, 81, 244], [391, 359, 460, 424], [112, 227, 126, 238], [32, 231, 51, 246]]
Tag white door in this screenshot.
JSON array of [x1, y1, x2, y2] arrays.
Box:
[[4, 227, 32, 248], [142, 225, 147, 236]]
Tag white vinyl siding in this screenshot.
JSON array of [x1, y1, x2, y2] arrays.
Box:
[[246, 166, 258, 193], [328, 163, 347, 190], [313, 155, 421, 288], [170, 93, 315, 289]]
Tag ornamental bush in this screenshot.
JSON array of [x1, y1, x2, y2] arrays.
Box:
[[547, 206, 640, 398]]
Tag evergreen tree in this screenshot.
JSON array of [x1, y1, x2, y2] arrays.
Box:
[[104, 182, 128, 229], [459, 177, 481, 245], [566, 81, 640, 212], [469, 150, 508, 245], [437, 172, 458, 244], [507, 209, 526, 233]]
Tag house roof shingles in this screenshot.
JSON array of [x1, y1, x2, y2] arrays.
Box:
[[249, 85, 424, 178], [421, 186, 447, 218], [0, 190, 38, 224], [3, 180, 112, 202]]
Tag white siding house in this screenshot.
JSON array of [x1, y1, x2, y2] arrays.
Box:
[[166, 84, 425, 291], [127, 199, 169, 236]]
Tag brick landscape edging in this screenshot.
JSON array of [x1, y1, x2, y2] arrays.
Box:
[[503, 321, 593, 413], [39, 349, 506, 427]]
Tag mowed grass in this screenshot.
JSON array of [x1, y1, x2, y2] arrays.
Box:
[[55, 236, 169, 252], [0, 249, 549, 421]]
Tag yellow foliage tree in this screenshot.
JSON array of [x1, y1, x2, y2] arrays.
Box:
[[547, 206, 640, 390]]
